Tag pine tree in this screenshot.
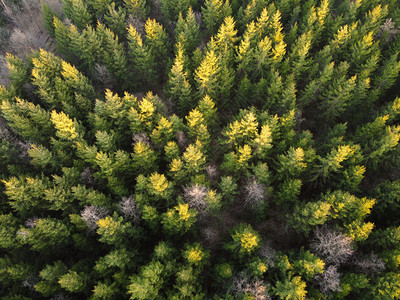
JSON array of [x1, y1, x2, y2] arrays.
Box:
[[160, 0, 195, 21], [132, 140, 157, 173], [0, 214, 19, 250], [215, 16, 238, 64], [35, 261, 68, 297], [41, 1, 58, 36], [195, 49, 221, 99], [31, 49, 63, 109], [128, 260, 166, 299], [96, 22, 129, 84], [58, 270, 89, 293], [61, 0, 93, 30], [354, 115, 400, 169], [273, 276, 307, 299], [50, 110, 81, 141], [182, 140, 207, 174], [124, 0, 149, 20], [225, 223, 261, 257], [17, 218, 70, 252], [96, 212, 136, 245], [293, 248, 325, 281], [175, 7, 200, 55], [290, 201, 331, 234], [166, 42, 193, 114], [186, 109, 211, 147], [202, 0, 232, 35], [237, 0, 268, 29], [127, 24, 158, 86], [87, 0, 113, 16], [276, 147, 307, 179], [312, 144, 359, 182], [162, 203, 198, 235], [104, 2, 127, 38], [145, 19, 170, 75], [0, 97, 54, 144]]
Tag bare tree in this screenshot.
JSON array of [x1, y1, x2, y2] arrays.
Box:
[[231, 274, 270, 299], [80, 206, 109, 231], [42, 0, 63, 16], [243, 279, 270, 300], [80, 167, 96, 187], [0, 117, 32, 160], [176, 131, 188, 150], [50, 293, 73, 300], [353, 253, 385, 275], [25, 217, 38, 228], [127, 14, 145, 37], [132, 133, 150, 146], [118, 195, 141, 224], [193, 11, 202, 27], [93, 63, 116, 91], [378, 18, 399, 42], [258, 243, 277, 267], [183, 184, 208, 213], [0, 54, 10, 86], [205, 164, 218, 182], [244, 178, 265, 208], [21, 274, 39, 291], [310, 227, 354, 265], [314, 265, 341, 294], [201, 225, 220, 248]]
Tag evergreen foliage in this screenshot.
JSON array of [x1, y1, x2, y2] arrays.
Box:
[[0, 0, 400, 298]]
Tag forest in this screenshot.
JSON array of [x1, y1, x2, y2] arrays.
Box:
[[0, 0, 400, 298]]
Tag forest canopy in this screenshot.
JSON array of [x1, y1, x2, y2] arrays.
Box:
[[1, 0, 400, 298]]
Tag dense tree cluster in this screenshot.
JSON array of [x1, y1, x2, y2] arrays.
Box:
[[1, 0, 400, 298]]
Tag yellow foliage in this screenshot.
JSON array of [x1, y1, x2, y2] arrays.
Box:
[[345, 221, 374, 242], [183, 141, 206, 172], [333, 22, 358, 46], [362, 31, 374, 48], [145, 19, 163, 40], [392, 97, 400, 114], [367, 4, 383, 24], [50, 110, 78, 140], [317, 0, 330, 25], [238, 22, 255, 60], [195, 50, 220, 91], [177, 203, 191, 221], [217, 16, 237, 42], [296, 32, 313, 58], [127, 24, 143, 47], [97, 217, 112, 229], [186, 109, 205, 129], [188, 249, 203, 263], [61, 61, 79, 82], [258, 263, 267, 273], [138, 98, 155, 122], [270, 10, 284, 43], [273, 41, 286, 62], [149, 173, 169, 193], [225, 111, 258, 145], [170, 158, 183, 172], [134, 141, 147, 154], [237, 144, 252, 163], [294, 147, 307, 169], [307, 6, 317, 27], [256, 8, 269, 36], [332, 145, 356, 165], [312, 202, 331, 221], [240, 232, 259, 253]]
